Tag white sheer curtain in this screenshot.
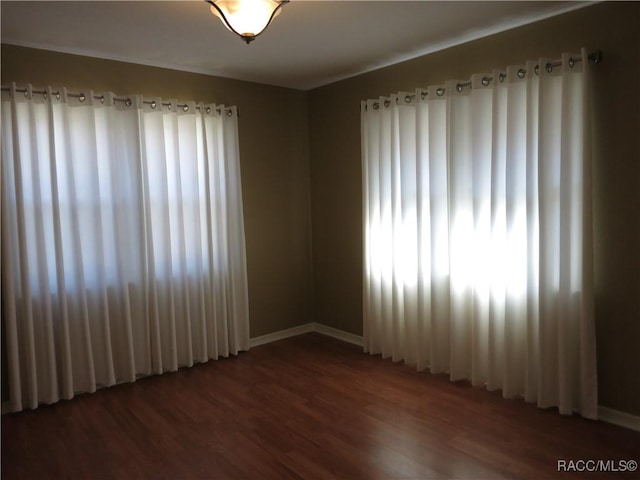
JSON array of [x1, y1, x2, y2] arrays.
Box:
[[361, 49, 597, 418], [2, 84, 250, 412]]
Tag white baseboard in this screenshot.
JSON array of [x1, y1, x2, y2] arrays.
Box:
[[249, 323, 315, 348], [249, 322, 363, 348], [598, 406, 640, 432], [312, 323, 364, 347]]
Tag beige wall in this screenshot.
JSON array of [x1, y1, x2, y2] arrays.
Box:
[[1, 44, 314, 339], [308, 2, 640, 416]]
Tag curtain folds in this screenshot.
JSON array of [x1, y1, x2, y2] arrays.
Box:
[[1, 84, 250, 412], [361, 48, 597, 418]]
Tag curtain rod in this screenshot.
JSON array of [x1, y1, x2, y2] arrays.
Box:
[[451, 50, 603, 93], [0, 85, 235, 116], [365, 50, 602, 109]]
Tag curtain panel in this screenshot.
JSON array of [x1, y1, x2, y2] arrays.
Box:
[[1, 84, 250, 412], [361, 49, 597, 418]]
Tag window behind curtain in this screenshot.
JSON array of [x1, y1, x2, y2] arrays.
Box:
[[361, 50, 597, 419], [1, 84, 250, 412]]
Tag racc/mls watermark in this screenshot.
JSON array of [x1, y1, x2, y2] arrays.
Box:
[[557, 459, 637, 473]]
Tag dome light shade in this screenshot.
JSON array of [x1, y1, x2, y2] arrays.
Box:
[[206, 0, 289, 44]]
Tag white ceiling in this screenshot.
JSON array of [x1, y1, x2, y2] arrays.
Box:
[[1, 1, 590, 91]]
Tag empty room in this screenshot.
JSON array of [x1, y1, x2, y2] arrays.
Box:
[[1, 1, 639, 478]]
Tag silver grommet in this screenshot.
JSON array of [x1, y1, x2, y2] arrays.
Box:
[[590, 51, 602, 64], [404, 95, 412, 103], [481, 77, 491, 87], [517, 69, 526, 79], [43, 91, 48, 100], [534, 65, 540, 75], [384, 99, 390, 108], [568, 57, 575, 68], [55, 92, 60, 100], [125, 98, 132, 107], [206, 107, 211, 114], [373, 102, 379, 110], [436, 88, 445, 97], [499, 73, 506, 83], [79, 93, 86, 102], [182, 105, 189, 112], [100, 95, 105, 104], [546, 63, 553, 73], [421, 91, 427, 100], [150, 101, 157, 109], [226, 110, 232, 117]]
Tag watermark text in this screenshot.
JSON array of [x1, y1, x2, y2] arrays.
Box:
[[557, 459, 637, 473]]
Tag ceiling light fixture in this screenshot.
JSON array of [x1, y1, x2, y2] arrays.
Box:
[[205, 0, 289, 44]]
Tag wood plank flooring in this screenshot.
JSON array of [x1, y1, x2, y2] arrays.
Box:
[[2, 333, 639, 479]]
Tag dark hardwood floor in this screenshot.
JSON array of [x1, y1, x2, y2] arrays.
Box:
[[2, 333, 639, 479]]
